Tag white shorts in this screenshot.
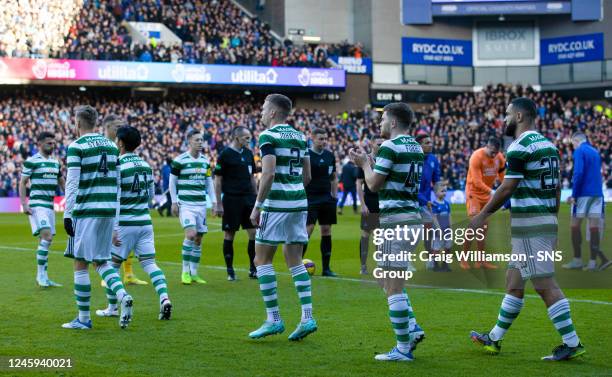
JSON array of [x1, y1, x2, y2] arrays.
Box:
[[67, 218, 114, 263], [572, 197, 604, 218], [111, 225, 156, 261], [377, 224, 422, 269], [255, 211, 308, 245], [508, 236, 557, 280], [29, 207, 55, 236], [180, 206, 208, 234]]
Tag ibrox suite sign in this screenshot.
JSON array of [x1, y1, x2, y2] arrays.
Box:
[[0, 58, 346, 89]]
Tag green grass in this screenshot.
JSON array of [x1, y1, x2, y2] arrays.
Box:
[[0, 205, 610, 376]]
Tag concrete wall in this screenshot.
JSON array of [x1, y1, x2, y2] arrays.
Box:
[[236, 0, 286, 36]]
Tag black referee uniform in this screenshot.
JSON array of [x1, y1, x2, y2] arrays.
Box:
[[305, 147, 337, 273], [214, 146, 257, 277]]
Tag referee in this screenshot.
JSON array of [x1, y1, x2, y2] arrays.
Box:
[[305, 128, 338, 277], [214, 127, 258, 280]]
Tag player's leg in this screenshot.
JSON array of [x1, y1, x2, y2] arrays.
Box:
[[190, 231, 206, 284], [37, 229, 60, 286], [240, 197, 258, 278], [360, 229, 370, 274], [320, 202, 337, 276], [96, 255, 122, 318], [284, 243, 317, 341], [188, 207, 208, 283], [586, 198, 609, 270], [123, 253, 147, 285], [223, 230, 237, 280], [179, 206, 198, 284], [250, 211, 284, 338], [62, 259, 92, 329], [470, 267, 525, 354], [93, 218, 133, 328], [565, 199, 584, 269], [533, 277, 585, 360], [304, 206, 317, 256], [284, 211, 317, 341]]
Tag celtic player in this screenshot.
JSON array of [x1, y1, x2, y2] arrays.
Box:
[[19, 131, 65, 287], [469, 97, 585, 361], [248, 94, 317, 341], [62, 105, 133, 330], [102, 114, 148, 286], [95, 126, 172, 320], [350, 102, 426, 362], [170, 129, 216, 285]]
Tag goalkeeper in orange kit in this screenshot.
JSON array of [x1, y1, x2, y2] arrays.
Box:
[[462, 137, 506, 269]]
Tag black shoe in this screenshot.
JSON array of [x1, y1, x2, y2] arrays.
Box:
[[322, 270, 337, 277], [248, 270, 257, 279], [157, 208, 164, 217], [542, 343, 586, 361]]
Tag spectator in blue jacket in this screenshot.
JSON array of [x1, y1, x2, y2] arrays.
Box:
[[563, 132, 610, 271], [416, 133, 441, 264]]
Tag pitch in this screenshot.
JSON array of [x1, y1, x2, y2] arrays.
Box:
[[0, 206, 609, 376]]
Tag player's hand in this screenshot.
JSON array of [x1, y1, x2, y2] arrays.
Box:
[[21, 203, 32, 215], [171, 203, 179, 216], [63, 218, 75, 237], [567, 196, 575, 205], [348, 147, 367, 167], [361, 204, 369, 215], [112, 231, 122, 247], [214, 202, 224, 217], [468, 213, 486, 231], [250, 207, 261, 227]]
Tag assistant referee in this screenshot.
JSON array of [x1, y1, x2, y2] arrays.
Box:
[[214, 127, 258, 280], [305, 128, 338, 277]]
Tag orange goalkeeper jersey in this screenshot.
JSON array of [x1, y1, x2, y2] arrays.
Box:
[[466, 147, 506, 201]]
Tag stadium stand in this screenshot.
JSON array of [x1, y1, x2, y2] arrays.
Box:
[[0, 0, 365, 67], [0, 84, 609, 197]]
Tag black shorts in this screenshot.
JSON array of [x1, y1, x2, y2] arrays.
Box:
[[360, 211, 380, 231], [307, 202, 337, 226], [222, 195, 256, 232]]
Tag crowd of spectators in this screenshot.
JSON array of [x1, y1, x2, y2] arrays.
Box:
[[0, 0, 366, 68], [0, 84, 610, 198]]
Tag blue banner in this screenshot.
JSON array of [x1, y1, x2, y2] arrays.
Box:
[[541, 33, 604, 65], [402, 37, 472, 66], [329, 56, 372, 74]]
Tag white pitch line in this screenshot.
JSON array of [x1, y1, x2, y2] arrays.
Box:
[[0, 245, 610, 306]]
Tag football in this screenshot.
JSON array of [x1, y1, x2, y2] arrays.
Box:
[[303, 259, 316, 276]]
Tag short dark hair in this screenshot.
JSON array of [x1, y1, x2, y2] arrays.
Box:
[[487, 137, 501, 149], [231, 126, 250, 137], [102, 114, 126, 128], [186, 129, 201, 140], [75, 105, 98, 129], [266, 94, 292, 118], [383, 102, 414, 129], [37, 131, 55, 142], [312, 128, 327, 136], [116, 126, 141, 152], [511, 97, 537, 121], [415, 133, 430, 143]]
